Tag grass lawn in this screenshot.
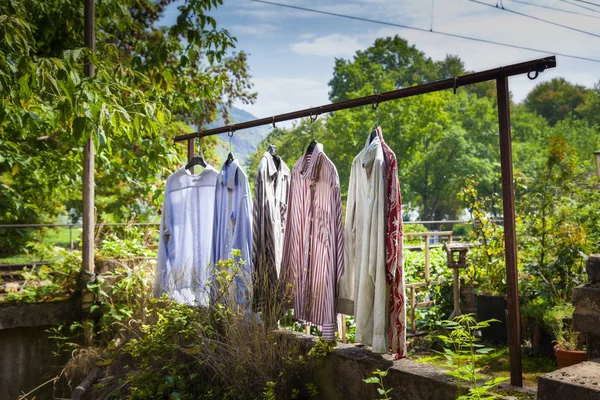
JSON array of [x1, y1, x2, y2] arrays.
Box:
[[0, 227, 76, 264]]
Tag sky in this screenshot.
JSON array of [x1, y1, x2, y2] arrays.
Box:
[[161, 0, 600, 120]]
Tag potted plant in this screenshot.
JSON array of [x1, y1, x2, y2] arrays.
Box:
[[543, 303, 588, 368], [459, 180, 507, 343], [520, 297, 555, 358]]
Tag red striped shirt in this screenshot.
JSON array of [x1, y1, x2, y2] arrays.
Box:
[[280, 144, 344, 340]]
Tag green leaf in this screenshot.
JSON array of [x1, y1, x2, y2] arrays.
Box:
[[363, 377, 379, 384], [73, 116, 86, 138]]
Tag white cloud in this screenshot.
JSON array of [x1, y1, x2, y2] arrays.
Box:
[[229, 23, 279, 38], [298, 33, 317, 40], [290, 33, 366, 57], [234, 76, 330, 124]]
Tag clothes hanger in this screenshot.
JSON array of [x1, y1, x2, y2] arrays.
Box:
[[305, 112, 318, 154], [267, 144, 277, 155], [225, 129, 235, 166], [185, 136, 208, 170], [368, 97, 381, 144]]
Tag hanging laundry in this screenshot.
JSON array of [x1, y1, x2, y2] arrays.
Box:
[[155, 166, 219, 305], [377, 127, 406, 359], [281, 143, 344, 341], [211, 159, 253, 307], [252, 150, 290, 315], [340, 131, 388, 353]]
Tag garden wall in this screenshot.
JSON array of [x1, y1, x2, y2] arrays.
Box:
[[294, 333, 460, 400], [0, 300, 78, 400]]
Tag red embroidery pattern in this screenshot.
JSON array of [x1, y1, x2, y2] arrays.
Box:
[[378, 128, 406, 359]]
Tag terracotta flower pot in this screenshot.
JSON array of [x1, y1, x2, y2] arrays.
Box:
[[553, 345, 588, 369]]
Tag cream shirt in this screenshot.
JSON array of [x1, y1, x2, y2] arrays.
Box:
[[340, 134, 388, 353]]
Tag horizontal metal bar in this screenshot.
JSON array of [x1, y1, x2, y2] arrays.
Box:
[[404, 231, 454, 237], [174, 56, 555, 142], [0, 222, 160, 229]]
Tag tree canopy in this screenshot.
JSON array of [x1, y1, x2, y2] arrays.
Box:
[[0, 0, 255, 230]]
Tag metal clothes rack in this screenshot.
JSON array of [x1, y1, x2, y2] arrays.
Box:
[[174, 56, 558, 387]]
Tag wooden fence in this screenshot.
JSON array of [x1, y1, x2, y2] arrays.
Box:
[[404, 231, 454, 334]]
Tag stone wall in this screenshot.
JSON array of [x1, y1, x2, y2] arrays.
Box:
[[0, 300, 78, 400], [293, 334, 461, 400]]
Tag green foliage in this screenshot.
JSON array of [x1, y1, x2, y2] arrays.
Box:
[[437, 314, 508, 399], [0, 246, 80, 304], [524, 78, 591, 126], [328, 36, 464, 103], [518, 136, 598, 307], [97, 234, 155, 259], [459, 179, 505, 295], [363, 369, 393, 400], [47, 253, 322, 399], [307, 337, 336, 359], [0, 0, 255, 253], [542, 303, 582, 351]]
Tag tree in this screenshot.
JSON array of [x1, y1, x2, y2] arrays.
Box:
[[0, 0, 255, 252], [577, 79, 600, 128], [524, 78, 590, 126], [328, 36, 465, 102]]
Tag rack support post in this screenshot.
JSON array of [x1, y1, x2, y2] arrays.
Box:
[[187, 138, 194, 174], [497, 76, 522, 387], [81, 0, 96, 345]]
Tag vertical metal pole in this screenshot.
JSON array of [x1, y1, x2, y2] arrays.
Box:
[[69, 225, 73, 249], [82, 0, 96, 344], [496, 76, 522, 387], [187, 138, 194, 174]]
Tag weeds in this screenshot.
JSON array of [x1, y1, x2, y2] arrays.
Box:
[[363, 369, 393, 400]]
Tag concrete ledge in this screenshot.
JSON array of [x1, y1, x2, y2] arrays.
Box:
[[292, 333, 460, 400], [0, 299, 79, 330], [537, 358, 600, 400]]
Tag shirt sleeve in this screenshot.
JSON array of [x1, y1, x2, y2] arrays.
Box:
[[280, 174, 296, 292], [252, 161, 266, 288], [339, 162, 356, 314], [333, 181, 345, 305], [233, 176, 253, 306], [371, 159, 389, 353], [154, 181, 172, 298]]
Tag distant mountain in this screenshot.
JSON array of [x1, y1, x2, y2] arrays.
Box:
[[208, 107, 270, 166]]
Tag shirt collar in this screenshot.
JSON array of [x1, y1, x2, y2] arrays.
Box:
[[262, 152, 290, 178], [299, 143, 324, 181], [362, 130, 381, 168], [219, 159, 240, 189]]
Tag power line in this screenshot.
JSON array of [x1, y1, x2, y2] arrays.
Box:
[[559, 0, 600, 15], [248, 0, 600, 63], [469, 0, 600, 39], [575, 0, 600, 8], [509, 0, 600, 20]]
